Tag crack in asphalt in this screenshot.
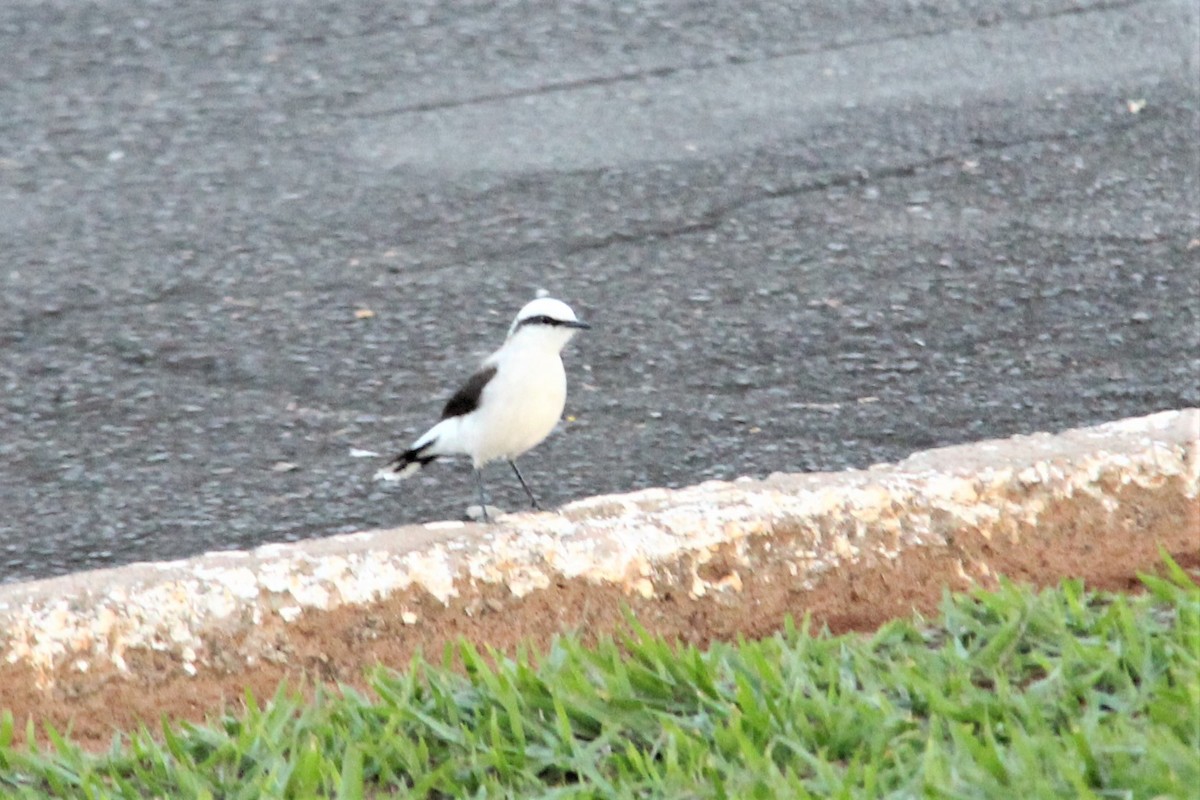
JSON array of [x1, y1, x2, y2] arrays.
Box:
[[508, 112, 1163, 260], [347, 0, 1150, 119], [554, 160, 959, 257]]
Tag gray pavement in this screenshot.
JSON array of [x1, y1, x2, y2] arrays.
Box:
[[2, 0, 1198, 583]]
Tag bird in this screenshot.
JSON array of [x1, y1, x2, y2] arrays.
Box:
[[376, 296, 591, 522]]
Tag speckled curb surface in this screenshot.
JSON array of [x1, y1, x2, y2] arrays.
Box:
[[3, 409, 1197, 689]]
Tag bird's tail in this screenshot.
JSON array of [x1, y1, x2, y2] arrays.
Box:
[[374, 437, 439, 482]]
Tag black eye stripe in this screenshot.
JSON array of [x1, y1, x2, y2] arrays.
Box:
[[519, 314, 563, 328]]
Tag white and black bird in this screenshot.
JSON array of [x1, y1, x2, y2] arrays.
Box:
[[377, 297, 590, 521]]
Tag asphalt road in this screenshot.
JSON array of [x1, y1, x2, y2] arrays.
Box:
[[2, 0, 1197, 583]]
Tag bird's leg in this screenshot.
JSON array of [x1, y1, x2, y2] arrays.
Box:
[[474, 467, 491, 523], [508, 459, 540, 509]]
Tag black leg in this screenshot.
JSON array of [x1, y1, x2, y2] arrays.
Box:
[[474, 467, 491, 523], [508, 459, 540, 509]]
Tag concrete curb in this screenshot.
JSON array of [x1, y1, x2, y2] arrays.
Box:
[[3, 409, 1197, 689]]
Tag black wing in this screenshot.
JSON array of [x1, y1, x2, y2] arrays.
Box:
[[441, 364, 498, 419]]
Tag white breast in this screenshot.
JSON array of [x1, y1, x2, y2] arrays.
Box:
[[461, 347, 567, 466]]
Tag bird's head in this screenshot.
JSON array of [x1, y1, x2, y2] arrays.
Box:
[[507, 297, 591, 350]]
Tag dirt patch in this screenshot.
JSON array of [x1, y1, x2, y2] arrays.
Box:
[[1, 481, 1195, 751]]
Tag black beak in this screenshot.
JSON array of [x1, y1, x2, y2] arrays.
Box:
[[563, 319, 591, 330]]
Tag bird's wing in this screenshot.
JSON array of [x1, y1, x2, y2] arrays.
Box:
[[440, 364, 498, 420]]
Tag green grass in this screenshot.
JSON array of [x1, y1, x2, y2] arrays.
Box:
[[2, 557, 1197, 799]]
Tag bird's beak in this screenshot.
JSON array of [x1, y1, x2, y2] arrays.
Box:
[[564, 319, 591, 330]]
